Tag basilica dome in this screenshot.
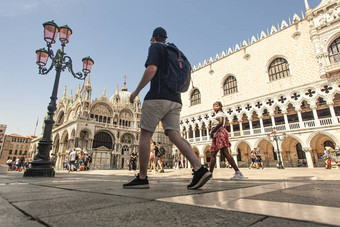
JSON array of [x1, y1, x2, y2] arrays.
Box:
[[109, 82, 134, 105]]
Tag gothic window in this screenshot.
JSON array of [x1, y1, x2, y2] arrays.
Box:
[[268, 58, 290, 82], [223, 76, 238, 95], [122, 145, 129, 155], [93, 132, 113, 149], [190, 89, 201, 106], [329, 37, 340, 64], [56, 112, 65, 125], [296, 143, 306, 159]]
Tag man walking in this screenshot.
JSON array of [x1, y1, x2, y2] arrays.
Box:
[[124, 27, 211, 189]]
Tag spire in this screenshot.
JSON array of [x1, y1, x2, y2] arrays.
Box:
[[114, 84, 119, 96], [85, 76, 91, 88], [68, 90, 73, 102], [304, 0, 310, 10], [122, 74, 128, 91], [62, 86, 67, 100], [103, 87, 106, 97]]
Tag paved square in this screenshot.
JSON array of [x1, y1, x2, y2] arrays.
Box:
[[0, 168, 339, 226]]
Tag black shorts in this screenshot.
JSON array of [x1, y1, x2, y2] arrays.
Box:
[[251, 158, 256, 162]]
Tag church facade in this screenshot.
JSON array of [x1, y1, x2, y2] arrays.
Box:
[[29, 78, 173, 170], [179, 0, 340, 168]]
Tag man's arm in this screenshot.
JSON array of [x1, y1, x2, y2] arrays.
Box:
[[130, 65, 157, 103]]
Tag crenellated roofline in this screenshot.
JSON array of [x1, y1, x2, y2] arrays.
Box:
[[192, 12, 305, 72]]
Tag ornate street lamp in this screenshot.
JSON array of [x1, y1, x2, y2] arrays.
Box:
[[267, 127, 287, 169], [24, 20, 94, 177]]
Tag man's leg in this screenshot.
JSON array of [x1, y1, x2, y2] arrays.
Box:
[[139, 129, 154, 179], [167, 130, 202, 171]]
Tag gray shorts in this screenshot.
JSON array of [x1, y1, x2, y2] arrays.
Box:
[[140, 100, 182, 133]]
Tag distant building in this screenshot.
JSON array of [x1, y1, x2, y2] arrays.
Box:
[[0, 134, 33, 164], [0, 124, 7, 158], [29, 78, 173, 170], [179, 0, 340, 168]]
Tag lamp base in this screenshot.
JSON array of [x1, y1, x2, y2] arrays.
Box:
[[24, 159, 55, 177]]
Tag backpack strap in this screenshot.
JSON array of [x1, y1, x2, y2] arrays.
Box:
[[178, 51, 183, 69]]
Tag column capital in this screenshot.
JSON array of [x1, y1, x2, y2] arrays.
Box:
[[302, 147, 312, 153]]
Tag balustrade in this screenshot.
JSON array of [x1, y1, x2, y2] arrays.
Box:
[[289, 122, 300, 130], [319, 117, 332, 126], [304, 120, 316, 128]]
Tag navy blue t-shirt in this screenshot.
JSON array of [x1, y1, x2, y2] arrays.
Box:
[[144, 43, 181, 104]]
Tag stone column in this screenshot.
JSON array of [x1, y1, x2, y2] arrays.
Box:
[[206, 127, 209, 138], [249, 117, 254, 134], [230, 123, 234, 137], [192, 125, 196, 141], [199, 125, 203, 140], [239, 120, 243, 136], [296, 109, 304, 129], [283, 111, 289, 130], [259, 117, 264, 133], [216, 154, 220, 169], [200, 156, 204, 165], [232, 153, 238, 167], [270, 113, 276, 127], [303, 147, 314, 168], [312, 107, 320, 127], [328, 104, 338, 124], [186, 131, 189, 140]]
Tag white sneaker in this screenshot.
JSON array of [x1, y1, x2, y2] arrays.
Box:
[[230, 172, 247, 180]]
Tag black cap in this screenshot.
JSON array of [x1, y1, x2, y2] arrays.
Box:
[[152, 27, 167, 38]]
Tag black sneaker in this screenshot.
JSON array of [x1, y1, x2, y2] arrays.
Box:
[[187, 166, 212, 190], [123, 174, 149, 189]]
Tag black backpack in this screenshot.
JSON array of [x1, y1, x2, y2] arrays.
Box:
[[159, 146, 166, 156], [162, 43, 192, 93]]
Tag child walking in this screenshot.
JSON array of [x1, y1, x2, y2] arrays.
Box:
[[209, 101, 246, 180]]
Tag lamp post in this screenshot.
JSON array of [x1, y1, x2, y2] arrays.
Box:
[[267, 127, 287, 169], [24, 20, 94, 177]]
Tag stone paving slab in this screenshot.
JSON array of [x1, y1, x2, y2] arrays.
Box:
[[39, 200, 265, 227], [0, 198, 44, 227], [12, 192, 147, 219], [0, 169, 339, 226], [245, 182, 340, 207]]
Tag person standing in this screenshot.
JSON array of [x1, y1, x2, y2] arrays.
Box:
[[69, 148, 77, 172], [156, 142, 165, 173], [173, 149, 179, 170], [6, 158, 12, 171], [249, 148, 257, 169], [124, 27, 211, 189], [209, 101, 246, 180], [256, 148, 264, 169], [149, 140, 156, 173]]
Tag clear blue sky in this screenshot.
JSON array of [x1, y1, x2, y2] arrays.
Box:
[[0, 0, 320, 136]]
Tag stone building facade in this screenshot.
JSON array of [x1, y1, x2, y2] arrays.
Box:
[[0, 134, 32, 164], [179, 0, 340, 168], [29, 78, 173, 170]]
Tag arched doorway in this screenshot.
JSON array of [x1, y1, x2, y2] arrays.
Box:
[[235, 142, 251, 167], [204, 146, 211, 165], [310, 133, 336, 167], [257, 140, 275, 167], [93, 131, 115, 169]]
